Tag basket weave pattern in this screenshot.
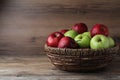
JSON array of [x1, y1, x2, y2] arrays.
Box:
[[45, 44, 119, 71]]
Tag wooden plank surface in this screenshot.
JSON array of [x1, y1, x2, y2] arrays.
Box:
[[0, 0, 120, 79], [0, 56, 119, 80]]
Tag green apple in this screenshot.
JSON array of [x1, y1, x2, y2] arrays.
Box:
[[108, 36, 115, 48], [90, 35, 109, 50], [82, 32, 91, 39], [74, 34, 90, 48], [64, 30, 78, 39]]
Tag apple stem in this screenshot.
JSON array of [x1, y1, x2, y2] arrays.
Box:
[[98, 39, 102, 42]]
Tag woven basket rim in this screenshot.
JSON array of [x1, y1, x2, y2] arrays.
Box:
[[45, 44, 119, 51], [44, 44, 119, 57]]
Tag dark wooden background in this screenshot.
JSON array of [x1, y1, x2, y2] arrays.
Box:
[[0, 0, 120, 55], [0, 0, 120, 79]]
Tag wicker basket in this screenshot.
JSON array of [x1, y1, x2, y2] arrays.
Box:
[[44, 44, 119, 72]]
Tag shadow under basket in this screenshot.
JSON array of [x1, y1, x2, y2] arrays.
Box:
[[44, 44, 119, 72]]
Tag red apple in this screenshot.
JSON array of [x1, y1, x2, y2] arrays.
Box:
[[90, 24, 109, 37], [72, 23, 88, 34], [47, 32, 64, 47], [58, 36, 78, 48], [60, 29, 69, 34]]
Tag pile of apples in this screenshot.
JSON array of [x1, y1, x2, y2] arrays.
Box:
[[46, 23, 115, 50]]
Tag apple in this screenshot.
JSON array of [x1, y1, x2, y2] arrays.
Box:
[[82, 32, 91, 39], [60, 29, 69, 34], [64, 30, 78, 39], [90, 24, 109, 37], [47, 32, 64, 47], [72, 23, 88, 34], [74, 34, 90, 48], [90, 35, 109, 50], [58, 36, 78, 48], [108, 36, 115, 48]]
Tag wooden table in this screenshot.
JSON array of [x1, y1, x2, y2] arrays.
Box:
[[0, 0, 120, 79], [0, 56, 119, 80]]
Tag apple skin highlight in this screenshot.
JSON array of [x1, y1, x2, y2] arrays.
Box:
[[90, 35, 109, 50], [47, 32, 64, 47], [90, 24, 109, 37]]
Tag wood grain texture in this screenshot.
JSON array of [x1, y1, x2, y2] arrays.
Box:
[[0, 56, 119, 80], [0, 0, 120, 55], [0, 0, 120, 79]]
